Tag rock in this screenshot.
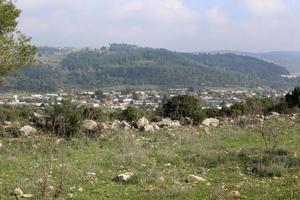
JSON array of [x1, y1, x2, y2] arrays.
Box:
[[157, 118, 181, 128], [20, 125, 37, 137], [136, 117, 150, 129], [152, 123, 160, 131], [185, 175, 207, 183], [120, 121, 131, 130], [4, 121, 12, 126], [11, 187, 23, 197], [171, 120, 181, 128], [114, 172, 135, 183], [0, 140, 2, 148], [231, 191, 241, 198], [202, 118, 219, 127], [11, 187, 33, 198], [144, 124, 155, 132], [270, 112, 280, 117], [99, 122, 109, 130], [55, 138, 66, 145], [32, 112, 46, 126], [157, 176, 165, 183], [83, 120, 98, 131], [111, 120, 121, 130]]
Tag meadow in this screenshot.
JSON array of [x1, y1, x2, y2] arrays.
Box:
[[1, 117, 300, 200]]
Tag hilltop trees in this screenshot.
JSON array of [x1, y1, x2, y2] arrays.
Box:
[[0, 0, 36, 76]]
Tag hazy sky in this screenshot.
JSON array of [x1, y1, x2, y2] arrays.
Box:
[[14, 0, 300, 52]]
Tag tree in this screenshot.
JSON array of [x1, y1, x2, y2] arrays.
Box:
[[0, 0, 36, 76], [162, 95, 206, 125], [285, 87, 300, 108]]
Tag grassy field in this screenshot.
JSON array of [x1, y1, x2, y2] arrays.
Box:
[[1, 118, 300, 200]]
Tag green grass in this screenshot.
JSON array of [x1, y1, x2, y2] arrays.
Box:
[[1, 118, 300, 199]]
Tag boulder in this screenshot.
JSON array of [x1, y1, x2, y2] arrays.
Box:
[[20, 125, 37, 137], [99, 122, 109, 130], [32, 112, 46, 126], [120, 121, 131, 130], [136, 117, 150, 129], [83, 120, 98, 131], [144, 124, 155, 132], [111, 120, 121, 130], [114, 172, 135, 183], [157, 118, 181, 128], [202, 118, 219, 127], [10, 187, 33, 198], [270, 112, 280, 117], [231, 191, 241, 199], [185, 175, 207, 183]]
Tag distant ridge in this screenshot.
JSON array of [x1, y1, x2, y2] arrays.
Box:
[[2, 44, 294, 92]]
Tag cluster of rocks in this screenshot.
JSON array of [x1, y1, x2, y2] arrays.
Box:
[[91, 117, 182, 133]]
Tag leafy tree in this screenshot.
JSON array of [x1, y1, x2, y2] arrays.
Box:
[[46, 99, 82, 138], [285, 87, 300, 108], [162, 95, 205, 125], [0, 0, 37, 76], [121, 106, 144, 122]]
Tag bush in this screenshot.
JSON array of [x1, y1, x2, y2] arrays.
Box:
[[0, 106, 34, 122], [205, 107, 220, 118], [162, 95, 206, 125], [46, 99, 82, 138], [81, 107, 108, 122], [285, 87, 300, 108], [120, 106, 144, 122]]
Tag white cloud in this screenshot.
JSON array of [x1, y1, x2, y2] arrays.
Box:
[[13, 0, 300, 51], [244, 0, 285, 15], [206, 7, 229, 26]]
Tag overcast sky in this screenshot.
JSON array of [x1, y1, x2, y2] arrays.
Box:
[[14, 0, 300, 52]]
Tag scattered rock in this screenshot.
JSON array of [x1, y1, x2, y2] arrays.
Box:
[[83, 120, 98, 131], [120, 121, 131, 130], [157, 118, 181, 128], [270, 112, 280, 117], [20, 125, 37, 137], [185, 175, 207, 183], [144, 124, 155, 132], [157, 176, 165, 183], [231, 191, 241, 199], [136, 117, 150, 129], [111, 120, 121, 130], [99, 122, 109, 130], [11, 187, 33, 198], [202, 118, 219, 127], [32, 112, 46, 126], [0, 140, 2, 149], [114, 172, 135, 183], [55, 138, 66, 145]]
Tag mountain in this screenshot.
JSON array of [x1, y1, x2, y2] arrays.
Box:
[[251, 51, 300, 73], [2, 44, 292, 92], [211, 50, 300, 73]]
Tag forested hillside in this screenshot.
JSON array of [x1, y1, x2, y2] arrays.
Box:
[[2, 44, 292, 92]]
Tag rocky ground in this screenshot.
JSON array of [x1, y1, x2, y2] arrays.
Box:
[[0, 115, 300, 199]]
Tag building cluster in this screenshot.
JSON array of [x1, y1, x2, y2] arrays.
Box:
[[0, 87, 289, 110]]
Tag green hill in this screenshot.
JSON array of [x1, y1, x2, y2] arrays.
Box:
[[2, 44, 291, 92]]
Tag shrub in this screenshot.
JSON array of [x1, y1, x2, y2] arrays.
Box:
[[46, 99, 82, 138], [120, 106, 144, 122], [205, 107, 220, 118], [285, 87, 300, 108], [81, 107, 108, 122], [162, 95, 206, 125]]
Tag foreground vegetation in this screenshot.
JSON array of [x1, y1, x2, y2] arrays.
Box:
[[1, 117, 300, 200]]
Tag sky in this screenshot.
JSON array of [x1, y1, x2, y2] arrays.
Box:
[[14, 0, 300, 52]]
